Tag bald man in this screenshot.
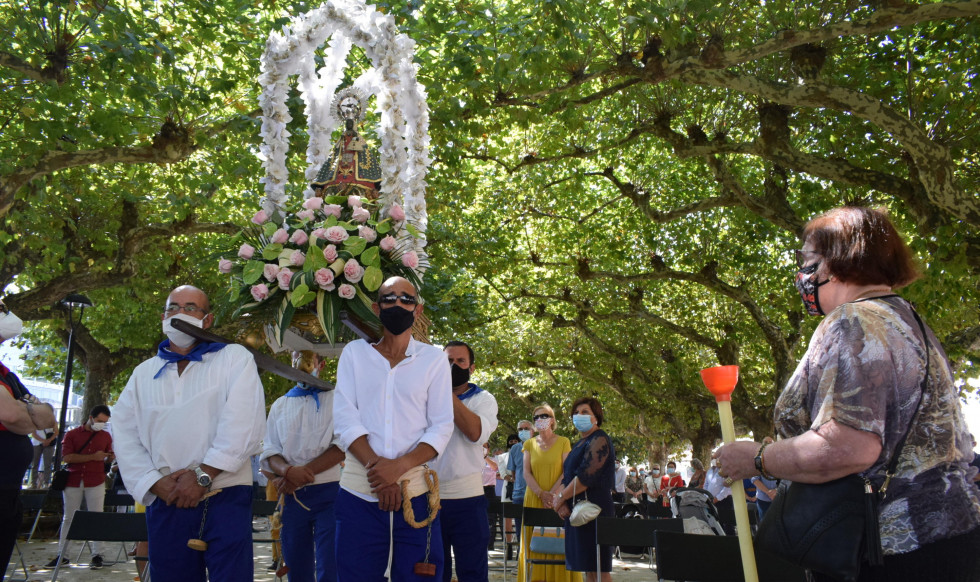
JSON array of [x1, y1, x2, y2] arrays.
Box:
[[333, 277, 454, 581], [113, 285, 266, 582]]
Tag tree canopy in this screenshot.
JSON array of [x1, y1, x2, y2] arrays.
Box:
[[2, 0, 977, 462]]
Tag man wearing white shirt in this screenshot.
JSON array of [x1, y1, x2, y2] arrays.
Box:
[[113, 285, 266, 582], [262, 351, 344, 582], [333, 277, 454, 581], [431, 341, 498, 582]]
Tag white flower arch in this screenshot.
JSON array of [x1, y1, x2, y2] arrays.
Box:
[[257, 0, 430, 268]]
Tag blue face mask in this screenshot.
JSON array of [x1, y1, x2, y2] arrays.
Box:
[[518, 429, 531, 442], [572, 414, 594, 432]]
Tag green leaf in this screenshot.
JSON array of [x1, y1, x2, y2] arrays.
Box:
[[272, 295, 296, 346], [262, 243, 283, 260], [306, 241, 328, 271], [316, 290, 335, 345], [363, 265, 383, 291], [343, 236, 367, 256], [242, 260, 265, 284], [290, 283, 316, 307], [263, 222, 278, 238], [361, 245, 380, 267], [376, 220, 391, 234], [405, 223, 420, 237]]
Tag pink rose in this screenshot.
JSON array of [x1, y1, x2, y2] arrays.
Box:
[[250, 284, 269, 301], [314, 268, 335, 289], [389, 204, 406, 222], [358, 226, 377, 242], [347, 195, 363, 208], [251, 210, 269, 225], [311, 228, 328, 241], [323, 204, 342, 218], [263, 263, 280, 282], [338, 284, 356, 300], [325, 226, 349, 243], [289, 230, 309, 245], [351, 207, 370, 223], [218, 259, 233, 273], [303, 197, 324, 210], [290, 250, 306, 266], [277, 269, 293, 290], [322, 244, 338, 262], [401, 250, 419, 269], [343, 259, 364, 284], [296, 209, 315, 221], [379, 235, 396, 252], [270, 228, 289, 244], [238, 243, 254, 260]]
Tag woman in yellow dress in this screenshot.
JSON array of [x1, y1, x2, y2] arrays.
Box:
[[518, 404, 582, 582]]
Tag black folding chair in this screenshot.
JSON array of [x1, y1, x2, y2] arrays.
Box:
[[716, 500, 759, 534], [653, 530, 806, 581], [103, 491, 136, 510], [19, 491, 47, 542], [51, 511, 149, 582], [500, 501, 523, 578], [521, 506, 566, 582], [595, 516, 683, 571]]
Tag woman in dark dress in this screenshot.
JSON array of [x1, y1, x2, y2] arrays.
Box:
[[553, 396, 615, 582]]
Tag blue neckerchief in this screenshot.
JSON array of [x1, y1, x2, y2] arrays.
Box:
[[284, 383, 324, 410], [457, 383, 483, 401], [154, 340, 227, 379]]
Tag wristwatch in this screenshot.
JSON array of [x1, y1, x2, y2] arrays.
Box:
[[193, 466, 212, 488]]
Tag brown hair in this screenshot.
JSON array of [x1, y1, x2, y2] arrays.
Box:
[[570, 396, 604, 427], [802, 206, 920, 288]]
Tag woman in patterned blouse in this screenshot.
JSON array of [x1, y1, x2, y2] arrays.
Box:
[[712, 206, 980, 581]]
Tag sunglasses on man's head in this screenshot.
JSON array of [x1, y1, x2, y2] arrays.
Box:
[[533, 414, 551, 421], [378, 293, 418, 306]]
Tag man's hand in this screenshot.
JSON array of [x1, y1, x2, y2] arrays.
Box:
[[273, 476, 297, 496], [172, 471, 207, 508], [376, 483, 403, 512], [366, 457, 406, 491], [150, 469, 191, 505], [284, 465, 315, 489]]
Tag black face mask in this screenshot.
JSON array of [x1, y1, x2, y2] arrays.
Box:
[[378, 305, 415, 335], [794, 262, 831, 316], [451, 363, 471, 387]]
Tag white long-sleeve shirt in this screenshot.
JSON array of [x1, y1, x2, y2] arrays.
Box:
[[261, 389, 341, 485], [333, 338, 453, 498], [112, 344, 266, 506], [430, 386, 498, 499]]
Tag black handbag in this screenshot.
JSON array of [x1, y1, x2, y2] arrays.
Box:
[[755, 300, 929, 581]]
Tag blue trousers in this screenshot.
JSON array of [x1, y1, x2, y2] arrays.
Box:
[[335, 488, 444, 582], [281, 481, 338, 582], [145, 485, 252, 582], [440, 495, 489, 582]]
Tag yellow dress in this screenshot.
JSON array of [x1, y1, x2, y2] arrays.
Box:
[[517, 436, 581, 582]]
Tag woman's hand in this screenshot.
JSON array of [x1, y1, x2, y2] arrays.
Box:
[[555, 500, 571, 520], [539, 490, 555, 507]]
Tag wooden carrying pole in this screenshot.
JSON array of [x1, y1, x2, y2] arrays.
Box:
[[700, 365, 759, 582]]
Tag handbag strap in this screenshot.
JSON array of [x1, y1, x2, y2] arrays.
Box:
[[59, 430, 99, 470], [854, 296, 929, 496]]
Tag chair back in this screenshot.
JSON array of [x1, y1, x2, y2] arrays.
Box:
[[595, 516, 683, 548], [653, 530, 806, 582], [63, 511, 148, 543], [521, 506, 564, 529], [103, 491, 136, 509], [500, 501, 522, 519], [252, 499, 278, 517], [19, 492, 47, 511]]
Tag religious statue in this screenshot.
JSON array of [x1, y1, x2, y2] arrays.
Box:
[[310, 87, 382, 200]]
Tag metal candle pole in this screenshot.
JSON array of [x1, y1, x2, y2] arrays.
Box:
[[53, 293, 93, 467], [700, 365, 759, 582]]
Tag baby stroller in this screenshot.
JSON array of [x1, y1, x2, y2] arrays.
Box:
[[669, 487, 725, 536]]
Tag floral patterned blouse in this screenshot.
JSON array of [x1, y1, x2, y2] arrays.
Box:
[[774, 295, 980, 554]]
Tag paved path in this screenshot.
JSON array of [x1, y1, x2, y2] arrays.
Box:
[[7, 518, 658, 581]]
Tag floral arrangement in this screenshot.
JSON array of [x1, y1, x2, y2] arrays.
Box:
[[220, 192, 425, 345], [256, 0, 431, 268]]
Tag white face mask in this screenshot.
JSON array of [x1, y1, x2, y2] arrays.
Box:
[[90, 421, 107, 432], [162, 313, 204, 348], [0, 310, 24, 341]]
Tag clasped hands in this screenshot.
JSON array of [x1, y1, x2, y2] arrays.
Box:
[[273, 464, 316, 496], [540, 489, 571, 519], [150, 469, 206, 508], [366, 456, 406, 512]]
